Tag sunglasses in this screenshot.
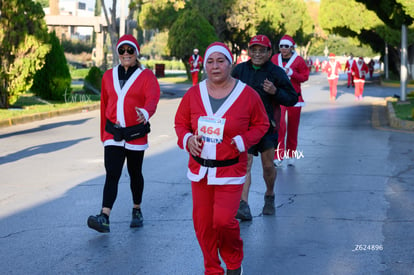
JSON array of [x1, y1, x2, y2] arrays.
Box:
[[279, 45, 290, 49], [118, 47, 135, 55], [249, 48, 268, 55]]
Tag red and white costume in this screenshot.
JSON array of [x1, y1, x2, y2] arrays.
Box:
[[175, 80, 269, 184], [314, 58, 320, 72], [236, 49, 250, 64], [189, 49, 203, 86], [306, 58, 313, 72], [323, 54, 342, 100], [100, 66, 160, 150], [176, 42, 269, 274], [92, 34, 160, 225], [344, 56, 355, 87], [271, 44, 309, 160], [351, 57, 369, 99]]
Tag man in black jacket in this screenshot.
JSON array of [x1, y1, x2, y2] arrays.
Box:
[[232, 35, 298, 221]]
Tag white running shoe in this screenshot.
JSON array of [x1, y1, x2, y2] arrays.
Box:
[[273, 159, 283, 167]]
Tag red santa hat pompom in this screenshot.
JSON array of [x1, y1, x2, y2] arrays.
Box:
[[279, 35, 296, 48], [203, 42, 233, 68], [116, 34, 140, 55]]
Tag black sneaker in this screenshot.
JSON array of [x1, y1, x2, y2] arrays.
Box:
[[87, 212, 110, 233], [236, 200, 252, 221], [130, 208, 143, 228], [262, 194, 275, 215], [227, 265, 243, 275]]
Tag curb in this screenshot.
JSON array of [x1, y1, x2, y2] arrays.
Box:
[[386, 100, 414, 131], [0, 103, 100, 128]]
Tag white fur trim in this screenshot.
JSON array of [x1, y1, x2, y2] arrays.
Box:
[[117, 41, 139, 55], [279, 39, 293, 47], [183, 133, 193, 153], [203, 45, 232, 68], [233, 135, 245, 152]]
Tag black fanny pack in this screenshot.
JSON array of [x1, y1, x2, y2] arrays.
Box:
[[105, 119, 151, 141], [192, 155, 239, 168]]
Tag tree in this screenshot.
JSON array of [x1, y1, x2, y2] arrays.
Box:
[[140, 31, 170, 59], [0, 0, 50, 108], [139, 0, 314, 58], [320, 0, 414, 77], [35, 0, 49, 8], [168, 9, 219, 79], [31, 31, 72, 101], [100, 0, 120, 66], [100, 0, 144, 67]]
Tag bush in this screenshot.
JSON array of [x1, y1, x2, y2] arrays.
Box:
[[31, 31, 72, 101], [62, 40, 93, 54], [83, 66, 103, 94], [141, 60, 185, 71]]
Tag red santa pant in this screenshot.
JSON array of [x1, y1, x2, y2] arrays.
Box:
[[191, 71, 199, 86], [347, 72, 354, 87], [354, 79, 365, 97], [328, 78, 338, 98], [192, 178, 243, 275], [275, 105, 302, 160]]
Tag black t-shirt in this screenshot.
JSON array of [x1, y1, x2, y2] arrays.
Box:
[[118, 64, 139, 88]]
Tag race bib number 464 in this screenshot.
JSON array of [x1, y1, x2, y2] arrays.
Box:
[[198, 116, 225, 144]]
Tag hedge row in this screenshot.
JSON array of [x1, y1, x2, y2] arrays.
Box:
[[141, 60, 186, 70]]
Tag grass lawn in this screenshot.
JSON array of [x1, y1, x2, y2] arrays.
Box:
[[0, 93, 100, 120], [392, 97, 414, 121]]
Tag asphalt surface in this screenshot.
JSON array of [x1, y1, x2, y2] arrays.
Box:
[[0, 73, 413, 275]]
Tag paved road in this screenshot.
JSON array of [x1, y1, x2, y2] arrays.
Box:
[[0, 73, 413, 274]]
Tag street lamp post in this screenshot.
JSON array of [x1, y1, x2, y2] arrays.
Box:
[[400, 24, 408, 102]]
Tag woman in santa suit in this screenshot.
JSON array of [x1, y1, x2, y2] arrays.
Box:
[[175, 42, 269, 275], [87, 34, 160, 233], [351, 57, 369, 100], [323, 53, 342, 101], [271, 35, 309, 166]]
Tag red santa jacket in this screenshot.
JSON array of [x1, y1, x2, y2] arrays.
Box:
[[100, 65, 160, 150], [174, 80, 269, 185], [351, 60, 369, 82], [324, 60, 342, 80], [344, 58, 355, 73], [189, 54, 203, 73], [271, 52, 309, 106]]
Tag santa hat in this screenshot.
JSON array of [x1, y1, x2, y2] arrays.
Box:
[[358, 57, 364, 61], [279, 35, 296, 48], [248, 35, 272, 48], [241, 49, 247, 55], [329, 53, 336, 57], [203, 42, 233, 68], [116, 34, 140, 55]]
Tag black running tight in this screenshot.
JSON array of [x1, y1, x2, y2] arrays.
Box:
[[102, 146, 145, 209]]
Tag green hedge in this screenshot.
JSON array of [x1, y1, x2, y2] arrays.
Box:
[[141, 60, 185, 71]]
